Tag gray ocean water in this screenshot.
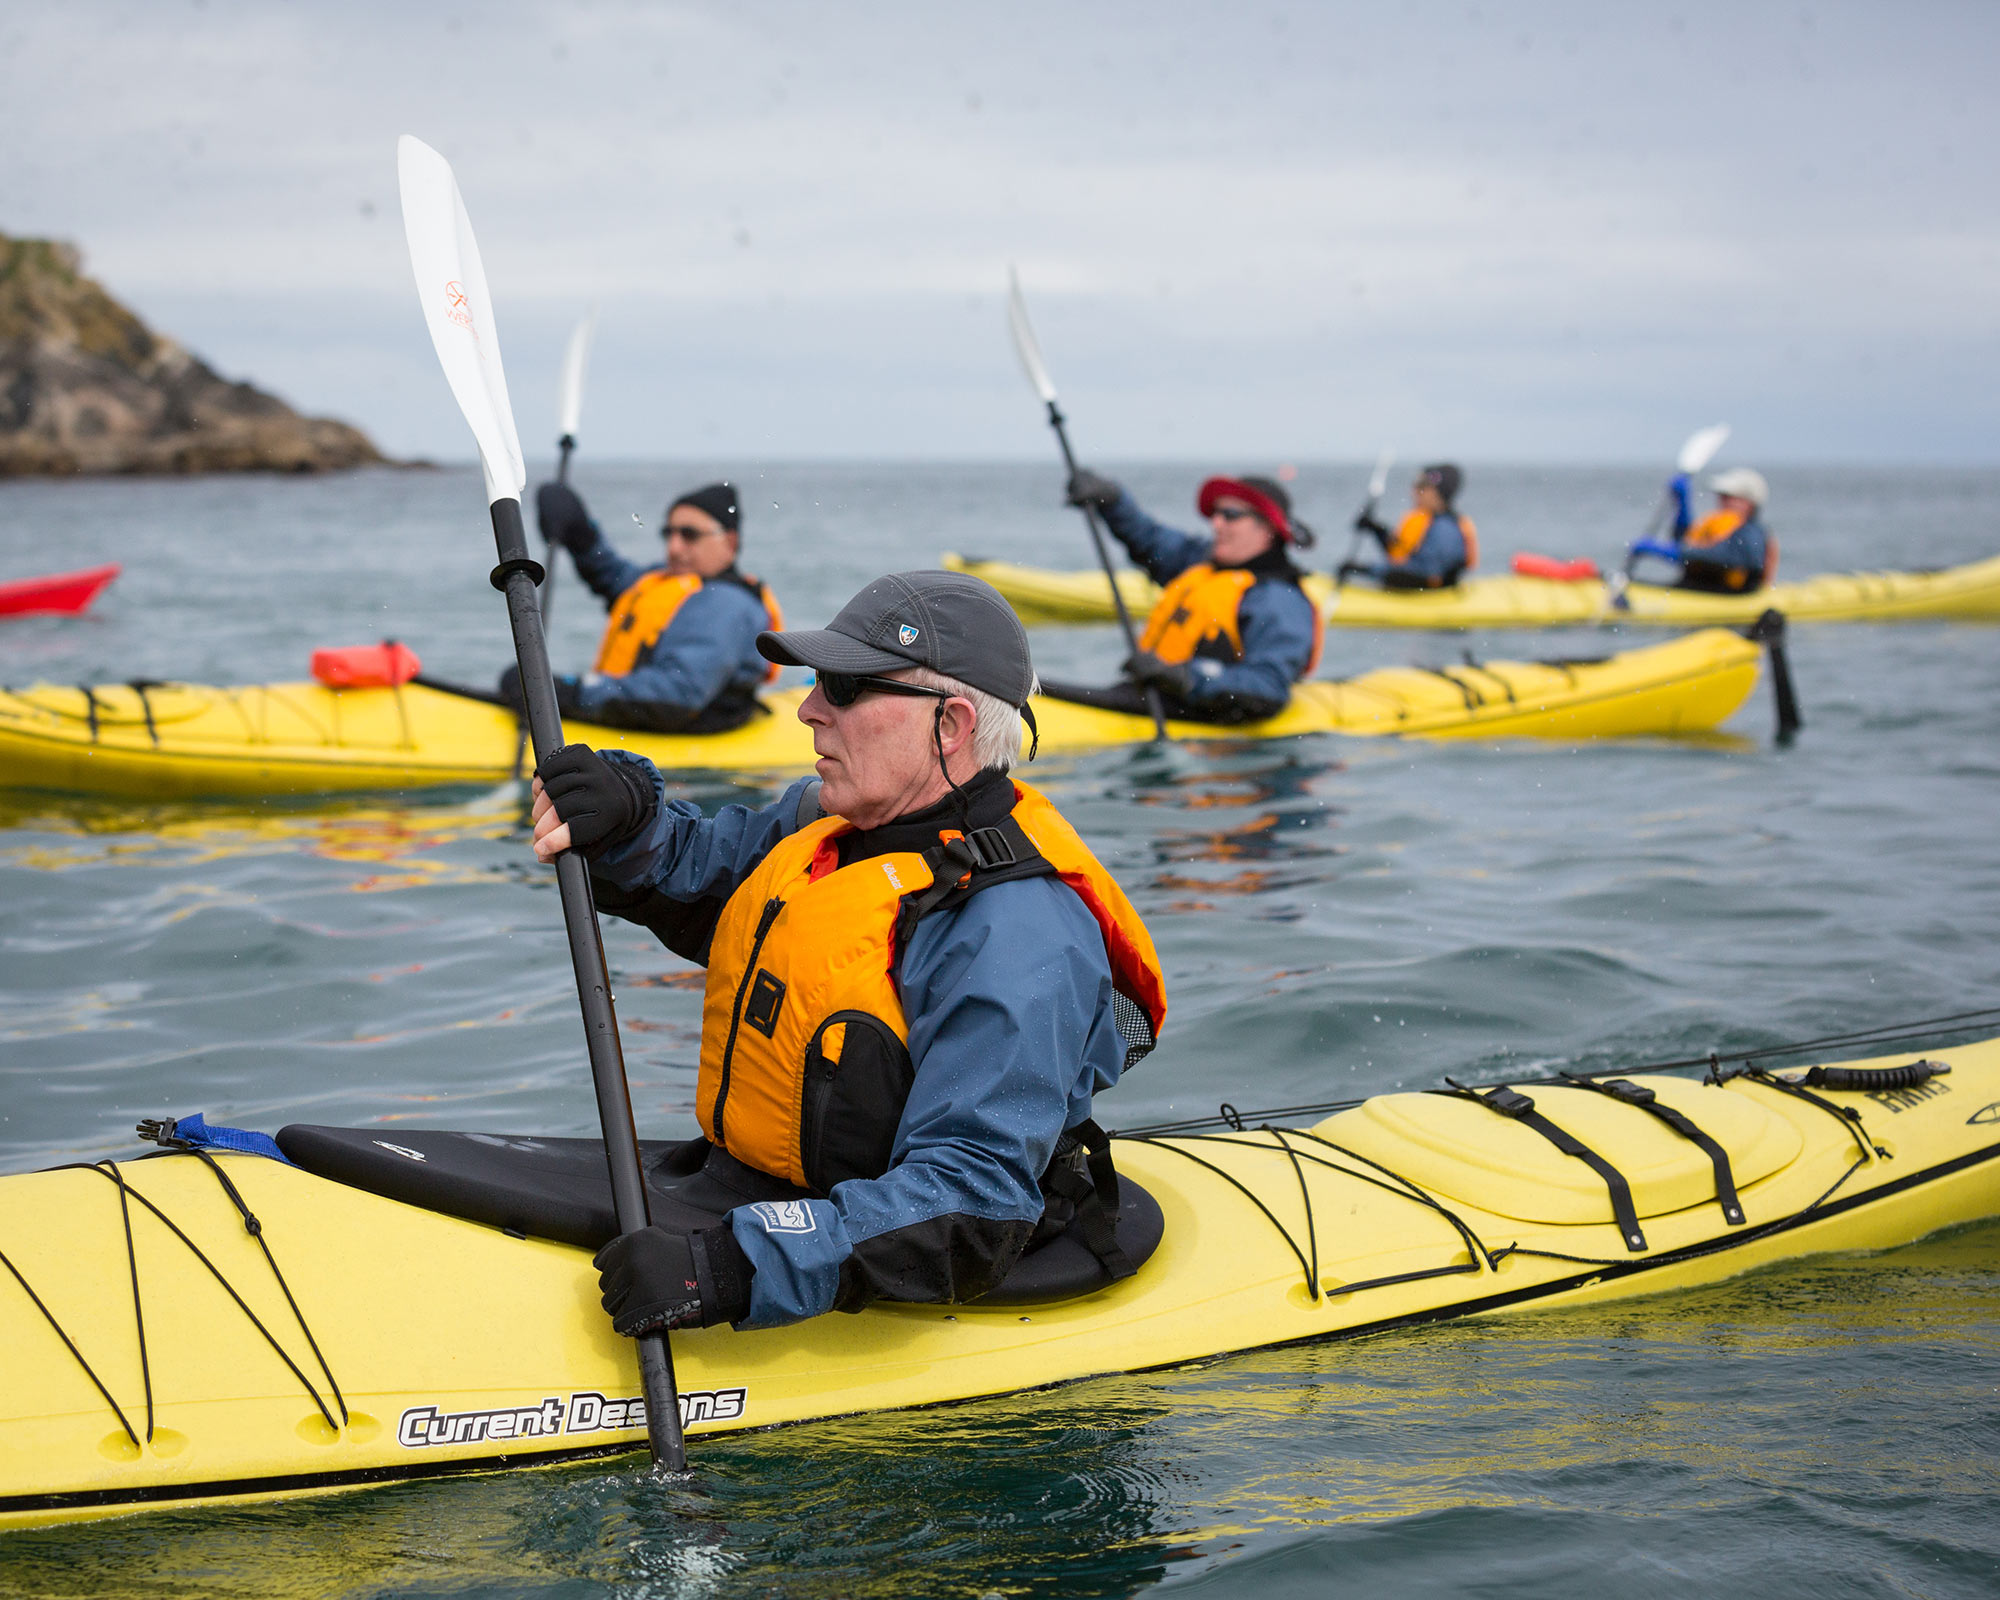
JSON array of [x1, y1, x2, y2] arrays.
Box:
[[1, 461, 1997, 1597]]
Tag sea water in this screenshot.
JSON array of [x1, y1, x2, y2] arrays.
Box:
[[1, 462, 1996, 1597]]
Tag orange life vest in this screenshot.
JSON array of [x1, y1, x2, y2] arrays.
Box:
[[1385, 510, 1480, 573], [1139, 564, 1324, 679], [1682, 510, 1779, 588], [594, 570, 785, 679], [696, 781, 1167, 1194]]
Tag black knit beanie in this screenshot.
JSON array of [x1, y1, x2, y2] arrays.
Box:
[[666, 481, 742, 534]]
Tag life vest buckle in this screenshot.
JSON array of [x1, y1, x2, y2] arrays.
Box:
[[962, 825, 1018, 870]]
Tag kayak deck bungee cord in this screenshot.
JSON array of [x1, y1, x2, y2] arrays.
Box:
[[940, 550, 2000, 628], [0, 625, 1768, 800], [4, 1022, 1996, 1529]]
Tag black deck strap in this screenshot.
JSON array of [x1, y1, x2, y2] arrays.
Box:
[[124, 680, 163, 747], [1288, 1128, 1500, 1272], [80, 684, 100, 742], [1417, 666, 1480, 711], [1801, 1059, 1950, 1093], [1264, 1128, 1321, 1300], [95, 1160, 156, 1439], [1124, 1136, 1316, 1291], [0, 1244, 142, 1452], [1442, 1082, 1648, 1252], [1458, 652, 1518, 704], [1713, 1066, 1887, 1162], [1562, 1074, 1745, 1226]]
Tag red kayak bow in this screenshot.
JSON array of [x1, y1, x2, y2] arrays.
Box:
[[0, 563, 121, 619]]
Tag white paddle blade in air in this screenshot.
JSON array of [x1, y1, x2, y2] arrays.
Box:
[[1367, 447, 1395, 501], [1678, 423, 1731, 476], [1006, 267, 1059, 405], [557, 305, 596, 441], [397, 134, 527, 506]]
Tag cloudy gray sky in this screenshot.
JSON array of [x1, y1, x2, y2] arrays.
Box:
[[5, 0, 1996, 463]]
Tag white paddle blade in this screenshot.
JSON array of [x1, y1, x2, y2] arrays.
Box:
[[397, 135, 527, 506], [1006, 267, 1059, 404], [557, 305, 596, 441], [1678, 423, 1731, 475], [1367, 447, 1395, 501]]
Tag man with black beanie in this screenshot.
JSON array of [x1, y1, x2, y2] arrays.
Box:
[[525, 479, 786, 733]]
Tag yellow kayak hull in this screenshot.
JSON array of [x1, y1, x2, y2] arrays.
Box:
[[942, 551, 2000, 628], [0, 630, 1760, 800], [3, 1035, 1994, 1527]]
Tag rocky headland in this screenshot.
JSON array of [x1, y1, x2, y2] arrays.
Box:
[[0, 232, 385, 476]]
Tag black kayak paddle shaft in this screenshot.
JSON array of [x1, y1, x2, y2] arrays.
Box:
[[1746, 608, 1802, 746], [1041, 401, 1169, 740], [488, 494, 687, 1471]]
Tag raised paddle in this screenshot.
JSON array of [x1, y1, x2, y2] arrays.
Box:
[[396, 134, 687, 1472], [542, 305, 596, 633], [1006, 268, 1170, 741], [1333, 447, 1395, 597], [1604, 422, 1731, 615]]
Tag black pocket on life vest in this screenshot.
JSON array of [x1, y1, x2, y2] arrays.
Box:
[[800, 1010, 915, 1195]]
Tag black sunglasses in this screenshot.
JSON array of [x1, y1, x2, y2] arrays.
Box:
[[1210, 506, 1261, 523], [817, 672, 956, 709]]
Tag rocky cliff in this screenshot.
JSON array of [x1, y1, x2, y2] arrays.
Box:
[[0, 233, 385, 476]]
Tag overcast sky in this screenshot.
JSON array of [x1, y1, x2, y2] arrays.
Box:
[[4, 0, 1996, 464]]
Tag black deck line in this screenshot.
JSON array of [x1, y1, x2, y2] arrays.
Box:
[[7, 1136, 1997, 1523]]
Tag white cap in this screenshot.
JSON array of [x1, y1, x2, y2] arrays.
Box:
[[1708, 467, 1769, 508]]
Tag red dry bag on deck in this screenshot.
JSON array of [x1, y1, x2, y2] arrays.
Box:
[[311, 641, 422, 689], [1511, 552, 1602, 582]]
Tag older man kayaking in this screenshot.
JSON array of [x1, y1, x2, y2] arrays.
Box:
[[528, 570, 1166, 1334], [1044, 469, 1323, 723]]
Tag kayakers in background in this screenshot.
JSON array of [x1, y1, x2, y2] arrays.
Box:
[[1346, 463, 1479, 589], [1042, 469, 1322, 723], [528, 571, 1166, 1335], [1629, 467, 1776, 594], [520, 480, 785, 732]]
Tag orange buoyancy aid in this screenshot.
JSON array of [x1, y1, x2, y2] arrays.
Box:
[[696, 781, 1167, 1194], [1682, 510, 1779, 587], [1139, 563, 1324, 679], [1385, 510, 1480, 571], [594, 570, 785, 679]]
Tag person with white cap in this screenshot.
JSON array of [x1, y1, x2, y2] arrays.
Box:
[[1628, 467, 1777, 594], [525, 570, 1167, 1335], [1051, 468, 1322, 722]]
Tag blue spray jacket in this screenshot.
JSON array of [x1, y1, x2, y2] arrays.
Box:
[[1101, 491, 1319, 711], [567, 527, 772, 718], [586, 761, 1130, 1328]]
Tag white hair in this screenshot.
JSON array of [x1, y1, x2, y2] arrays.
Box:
[[899, 665, 1039, 773]]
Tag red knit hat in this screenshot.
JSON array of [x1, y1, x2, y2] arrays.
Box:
[[1197, 475, 1297, 543]]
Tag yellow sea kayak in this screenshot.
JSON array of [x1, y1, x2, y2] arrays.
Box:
[[0, 628, 1763, 801], [941, 551, 2000, 628], [3, 1033, 1992, 1528]]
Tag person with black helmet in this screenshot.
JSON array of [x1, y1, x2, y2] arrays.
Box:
[[1047, 470, 1323, 723], [525, 570, 1167, 1336], [1347, 463, 1479, 589], [522, 479, 785, 733]]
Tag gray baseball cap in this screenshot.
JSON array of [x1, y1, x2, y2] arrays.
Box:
[[757, 570, 1034, 707]]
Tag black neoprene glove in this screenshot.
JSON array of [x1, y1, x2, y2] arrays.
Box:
[[1122, 650, 1195, 698], [1066, 468, 1124, 512], [1353, 509, 1390, 541], [536, 743, 659, 855], [535, 482, 597, 553], [594, 1223, 754, 1335]]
